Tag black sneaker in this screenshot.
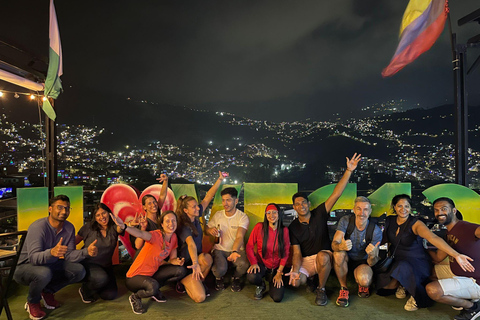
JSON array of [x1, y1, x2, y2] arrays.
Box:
[[254, 281, 266, 300], [176, 282, 186, 294], [215, 277, 225, 291], [315, 287, 328, 306], [151, 291, 167, 303], [78, 287, 96, 304], [203, 282, 211, 297], [231, 277, 242, 292], [129, 293, 144, 315], [454, 302, 480, 320]]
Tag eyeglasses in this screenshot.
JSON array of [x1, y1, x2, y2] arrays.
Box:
[[56, 205, 71, 211]]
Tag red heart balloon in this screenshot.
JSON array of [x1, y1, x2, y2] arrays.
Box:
[[101, 184, 177, 257]]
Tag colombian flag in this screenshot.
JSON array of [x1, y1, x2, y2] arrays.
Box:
[[382, 0, 449, 77]]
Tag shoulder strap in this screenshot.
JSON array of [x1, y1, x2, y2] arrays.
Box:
[[365, 218, 376, 244], [345, 214, 356, 240]]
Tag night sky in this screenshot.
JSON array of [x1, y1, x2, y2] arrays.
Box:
[[1, 0, 480, 122]]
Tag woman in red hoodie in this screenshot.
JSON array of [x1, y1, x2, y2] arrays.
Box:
[[246, 203, 290, 302]]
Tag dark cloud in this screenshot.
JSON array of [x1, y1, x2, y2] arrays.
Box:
[[2, 0, 480, 122]]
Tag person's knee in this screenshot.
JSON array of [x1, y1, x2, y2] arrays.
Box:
[[316, 252, 331, 267], [192, 291, 206, 303], [333, 251, 347, 267], [99, 289, 117, 301], [176, 266, 188, 279], [355, 265, 372, 287], [426, 281, 443, 301], [200, 253, 213, 267], [66, 263, 86, 283]]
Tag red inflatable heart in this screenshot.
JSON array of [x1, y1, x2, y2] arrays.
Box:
[[101, 184, 177, 257]]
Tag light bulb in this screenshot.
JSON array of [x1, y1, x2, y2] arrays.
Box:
[[14, 93, 19, 99]]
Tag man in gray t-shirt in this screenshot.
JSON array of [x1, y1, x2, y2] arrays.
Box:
[[331, 196, 382, 307]]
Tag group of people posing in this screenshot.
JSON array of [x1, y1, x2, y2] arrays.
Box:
[[14, 153, 480, 320]]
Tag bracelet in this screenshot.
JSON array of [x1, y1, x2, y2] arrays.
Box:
[[232, 251, 238, 254], [346, 168, 353, 172]]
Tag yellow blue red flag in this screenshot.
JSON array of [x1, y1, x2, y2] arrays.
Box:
[[382, 0, 449, 77]]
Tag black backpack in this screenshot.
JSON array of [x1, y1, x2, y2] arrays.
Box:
[[344, 214, 376, 245]]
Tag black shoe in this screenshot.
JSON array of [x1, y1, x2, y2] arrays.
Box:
[[176, 282, 186, 294], [254, 281, 266, 300], [151, 291, 167, 303], [215, 277, 225, 291], [454, 302, 480, 320], [203, 282, 211, 297], [231, 277, 242, 292], [315, 287, 328, 306], [129, 294, 144, 315], [78, 287, 96, 304]]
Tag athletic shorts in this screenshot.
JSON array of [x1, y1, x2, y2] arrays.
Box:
[[439, 276, 480, 300], [299, 251, 332, 277]]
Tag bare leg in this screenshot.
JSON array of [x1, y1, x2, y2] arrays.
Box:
[[333, 251, 348, 288], [181, 253, 213, 303], [316, 251, 332, 289], [426, 281, 474, 309]]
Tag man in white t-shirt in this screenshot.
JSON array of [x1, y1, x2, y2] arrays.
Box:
[[206, 187, 249, 292]]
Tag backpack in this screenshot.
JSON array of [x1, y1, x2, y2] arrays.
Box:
[[344, 214, 376, 245]]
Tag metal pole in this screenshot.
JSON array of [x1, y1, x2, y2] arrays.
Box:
[[45, 99, 57, 198], [454, 40, 468, 186]]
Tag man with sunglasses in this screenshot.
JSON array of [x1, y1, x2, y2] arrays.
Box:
[[14, 194, 97, 320]]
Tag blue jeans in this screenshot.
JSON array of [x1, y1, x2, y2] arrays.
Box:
[[14, 260, 85, 303]]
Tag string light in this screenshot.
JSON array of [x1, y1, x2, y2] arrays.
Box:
[[0, 90, 44, 100], [42, 96, 47, 101]]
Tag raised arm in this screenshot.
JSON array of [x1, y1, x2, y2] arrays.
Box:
[[325, 153, 361, 212], [200, 171, 227, 210], [156, 174, 169, 209]]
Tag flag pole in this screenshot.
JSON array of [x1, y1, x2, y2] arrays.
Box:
[[449, 10, 468, 186], [45, 98, 57, 198]]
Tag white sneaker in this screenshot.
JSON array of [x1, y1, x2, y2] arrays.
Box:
[[396, 286, 407, 299], [404, 296, 418, 311]]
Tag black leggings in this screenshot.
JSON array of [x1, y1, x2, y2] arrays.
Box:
[[246, 263, 287, 302], [81, 262, 118, 300], [125, 264, 186, 298]]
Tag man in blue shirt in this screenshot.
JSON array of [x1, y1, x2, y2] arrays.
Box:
[[332, 196, 382, 307], [14, 195, 97, 320]]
